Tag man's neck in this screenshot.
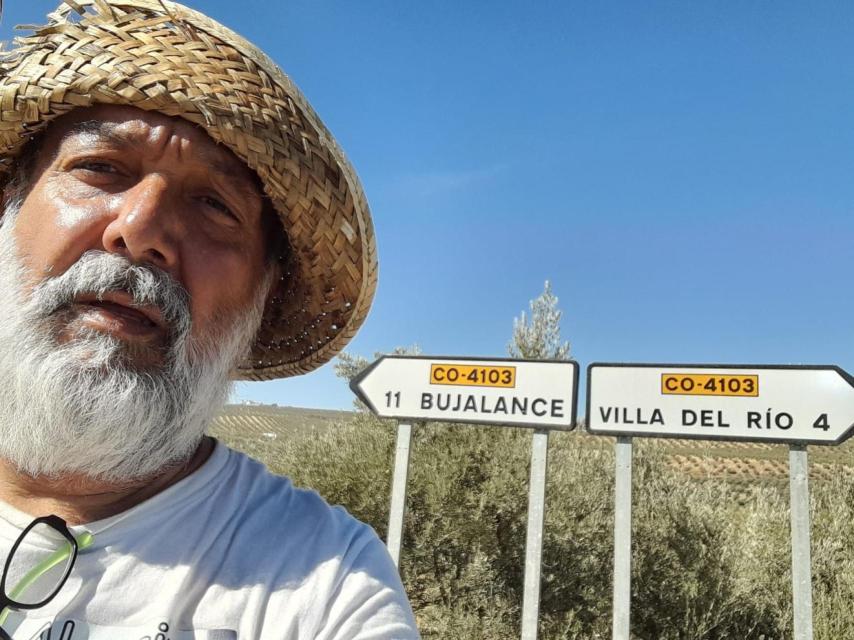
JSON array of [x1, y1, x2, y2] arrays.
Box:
[[0, 437, 215, 525]]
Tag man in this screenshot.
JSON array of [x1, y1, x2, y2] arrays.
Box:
[[0, 1, 418, 638]]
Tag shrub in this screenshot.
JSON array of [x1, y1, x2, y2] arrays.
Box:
[[259, 413, 850, 638]]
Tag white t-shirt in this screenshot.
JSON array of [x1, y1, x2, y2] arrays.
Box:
[[0, 442, 420, 639]]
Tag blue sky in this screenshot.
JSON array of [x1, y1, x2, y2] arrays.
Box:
[[4, 2, 853, 411]]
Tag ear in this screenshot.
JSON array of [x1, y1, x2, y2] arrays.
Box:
[[0, 180, 11, 218], [0, 175, 22, 214], [262, 258, 282, 304]]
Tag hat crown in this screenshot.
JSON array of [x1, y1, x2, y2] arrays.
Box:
[[0, 0, 377, 380]]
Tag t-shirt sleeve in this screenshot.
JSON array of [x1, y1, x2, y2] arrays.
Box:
[[315, 531, 420, 640]]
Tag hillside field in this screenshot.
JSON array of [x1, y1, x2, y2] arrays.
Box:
[[210, 404, 854, 488]]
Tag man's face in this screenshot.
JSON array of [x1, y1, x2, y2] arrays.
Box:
[[0, 105, 274, 482], [11, 104, 268, 367]]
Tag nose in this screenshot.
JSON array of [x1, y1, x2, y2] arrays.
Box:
[[101, 174, 180, 272]]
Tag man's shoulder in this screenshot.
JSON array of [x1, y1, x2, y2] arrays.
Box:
[[207, 442, 378, 557], [198, 443, 418, 631]]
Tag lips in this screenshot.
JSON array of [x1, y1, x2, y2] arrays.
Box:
[[83, 300, 157, 327], [72, 291, 166, 336]]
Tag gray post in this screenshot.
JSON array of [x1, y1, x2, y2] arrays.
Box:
[[789, 444, 814, 640], [612, 436, 633, 640], [386, 421, 413, 567], [521, 429, 550, 640]]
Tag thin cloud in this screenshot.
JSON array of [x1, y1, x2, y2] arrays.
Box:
[[391, 164, 509, 199]]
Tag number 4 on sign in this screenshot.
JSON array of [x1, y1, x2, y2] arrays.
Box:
[[814, 414, 829, 431]]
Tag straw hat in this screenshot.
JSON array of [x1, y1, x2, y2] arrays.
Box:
[[0, 0, 377, 381]]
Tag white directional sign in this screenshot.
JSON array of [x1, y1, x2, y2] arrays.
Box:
[[587, 364, 854, 444], [351, 355, 579, 429]]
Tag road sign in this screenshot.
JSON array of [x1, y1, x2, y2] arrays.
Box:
[[351, 355, 579, 429], [587, 364, 854, 444]]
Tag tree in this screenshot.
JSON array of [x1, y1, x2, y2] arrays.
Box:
[[508, 281, 570, 360], [333, 351, 371, 384], [334, 344, 422, 383], [335, 345, 421, 410]]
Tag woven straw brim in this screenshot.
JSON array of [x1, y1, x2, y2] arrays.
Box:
[[0, 0, 377, 381]]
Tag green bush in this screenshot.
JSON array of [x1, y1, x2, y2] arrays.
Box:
[[248, 411, 854, 639], [262, 410, 395, 536]]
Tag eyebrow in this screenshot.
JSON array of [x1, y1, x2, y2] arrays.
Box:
[[61, 120, 264, 204], [61, 120, 141, 154]]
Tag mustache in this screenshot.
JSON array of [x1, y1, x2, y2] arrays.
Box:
[[29, 251, 191, 335]]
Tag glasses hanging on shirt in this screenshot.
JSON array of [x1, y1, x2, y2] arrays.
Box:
[[0, 515, 94, 639]]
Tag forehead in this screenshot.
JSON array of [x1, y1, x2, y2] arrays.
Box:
[[34, 104, 262, 191]]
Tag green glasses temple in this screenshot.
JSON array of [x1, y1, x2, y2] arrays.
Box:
[[0, 532, 94, 627]]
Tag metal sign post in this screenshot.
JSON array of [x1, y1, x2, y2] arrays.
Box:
[[352, 355, 579, 640], [386, 421, 413, 567], [587, 363, 854, 640], [521, 429, 549, 640], [612, 436, 632, 640], [789, 445, 814, 640]]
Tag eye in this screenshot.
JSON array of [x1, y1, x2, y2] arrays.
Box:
[[200, 195, 238, 221], [73, 159, 119, 174]]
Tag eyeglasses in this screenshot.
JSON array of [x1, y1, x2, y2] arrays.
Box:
[[0, 516, 94, 639]]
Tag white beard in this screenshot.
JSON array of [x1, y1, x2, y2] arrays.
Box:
[[0, 199, 270, 482]]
